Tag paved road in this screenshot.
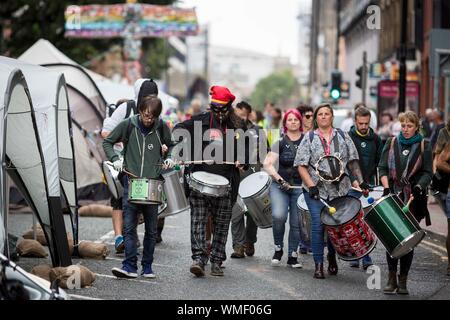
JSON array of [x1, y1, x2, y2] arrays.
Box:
[[6, 208, 450, 300]]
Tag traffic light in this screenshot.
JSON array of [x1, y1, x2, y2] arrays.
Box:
[[330, 71, 342, 101], [355, 65, 367, 89]]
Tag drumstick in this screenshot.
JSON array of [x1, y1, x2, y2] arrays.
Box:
[[289, 186, 303, 189], [123, 168, 138, 178], [319, 198, 336, 215], [351, 186, 371, 198], [402, 196, 414, 213]]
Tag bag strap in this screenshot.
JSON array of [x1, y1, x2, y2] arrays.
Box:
[[122, 118, 133, 157], [125, 100, 137, 119]]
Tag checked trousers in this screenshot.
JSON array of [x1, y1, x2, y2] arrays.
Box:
[[190, 191, 233, 265]]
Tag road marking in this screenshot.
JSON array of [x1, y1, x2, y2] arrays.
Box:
[[69, 294, 103, 300], [419, 243, 448, 261], [96, 273, 159, 284], [422, 240, 447, 254]]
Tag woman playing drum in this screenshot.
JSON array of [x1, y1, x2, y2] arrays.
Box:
[[294, 103, 369, 279], [263, 109, 307, 268], [379, 111, 432, 295]]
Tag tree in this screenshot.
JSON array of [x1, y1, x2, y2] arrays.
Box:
[[0, 0, 176, 78], [250, 70, 299, 111]]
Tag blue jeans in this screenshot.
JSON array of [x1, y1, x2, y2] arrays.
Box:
[[122, 177, 159, 270], [303, 190, 361, 264], [269, 182, 302, 256]]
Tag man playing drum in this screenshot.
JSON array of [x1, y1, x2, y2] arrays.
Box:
[[168, 86, 249, 277], [294, 103, 370, 279], [101, 79, 166, 253], [230, 101, 263, 259], [347, 105, 382, 269], [103, 96, 174, 279], [379, 111, 432, 294]]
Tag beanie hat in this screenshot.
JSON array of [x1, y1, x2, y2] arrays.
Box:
[[209, 86, 235, 106]]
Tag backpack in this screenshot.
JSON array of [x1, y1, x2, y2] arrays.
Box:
[[107, 100, 137, 118]]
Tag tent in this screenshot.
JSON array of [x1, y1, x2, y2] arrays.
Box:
[[0, 56, 77, 260], [18, 39, 107, 201], [0, 61, 71, 266]]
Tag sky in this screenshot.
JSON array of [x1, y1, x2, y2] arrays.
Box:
[[179, 0, 310, 65]]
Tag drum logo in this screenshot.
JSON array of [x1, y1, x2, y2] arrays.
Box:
[[148, 144, 154, 150]]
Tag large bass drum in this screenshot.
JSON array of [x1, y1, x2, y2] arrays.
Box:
[[188, 171, 230, 197], [321, 196, 377, 261], [238, 172, 272, 229], [364, 194, 426, 259], [160, 168, 190, 218]]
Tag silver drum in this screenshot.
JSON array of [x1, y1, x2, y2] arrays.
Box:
[[360, 186, 384, 214], [297, 193, 311, 244], [188, 171, 230, 197], [231, 195, 248, 221], [160, 168, 190, 218], [238, 171, 272, 229], [102, 161, 123, 200], [128, 178, 164, 205]]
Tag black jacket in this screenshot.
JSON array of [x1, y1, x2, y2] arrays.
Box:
[[171, 111, 249, 203]]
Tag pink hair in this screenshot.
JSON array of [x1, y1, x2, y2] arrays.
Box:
[[283, 109, 303, 133]]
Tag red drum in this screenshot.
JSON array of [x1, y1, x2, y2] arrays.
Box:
[[321, 196, 377, 261]]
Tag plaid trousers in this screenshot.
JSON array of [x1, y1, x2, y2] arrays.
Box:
[[189, 190, 233, 264]]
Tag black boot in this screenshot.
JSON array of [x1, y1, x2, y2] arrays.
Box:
[[383, 271, 398, 294], [327, 254, 338, 275], [397, 274, 409, 295], [314, 263, 325, 279]]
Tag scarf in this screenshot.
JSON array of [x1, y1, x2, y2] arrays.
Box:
[[388, 136, 423, 202], [398, 132, 423, 146]]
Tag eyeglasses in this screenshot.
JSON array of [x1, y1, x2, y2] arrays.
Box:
[[304, 114, 313, 119], [140, 112, 155, 120]]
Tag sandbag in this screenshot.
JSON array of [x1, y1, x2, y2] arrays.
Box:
[[30, 264, 52, 282], [22, 225, 47, 246], [78, 241, 109, 259], [49, 265, 96, 289], [16, 239, 48, 258], [78, 204, 113, 217]]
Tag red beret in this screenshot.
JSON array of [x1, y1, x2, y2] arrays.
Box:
[[209, 86, 235, 105]]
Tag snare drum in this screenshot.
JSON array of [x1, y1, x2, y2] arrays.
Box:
[[360, 186, 384, 213], [296, 194, 311, 244], [321, 196, 377, 261], [188, 171, 230, 197], [238, 172, 272, 229], [128, 178, 164, 205], [364, 194, 426, 259], [102, 161, 123, 199], [159, 169, 190, 218]]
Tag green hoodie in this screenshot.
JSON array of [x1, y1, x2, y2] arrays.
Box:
[[103, 115, 173, 179]]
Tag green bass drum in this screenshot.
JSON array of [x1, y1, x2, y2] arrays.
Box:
[[364, 194, 426, 259]]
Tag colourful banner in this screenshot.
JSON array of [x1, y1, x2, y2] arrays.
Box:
[[65, 4, 199, 38]]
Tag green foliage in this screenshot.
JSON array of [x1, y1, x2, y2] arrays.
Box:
[[0, 0, 176, 70], [250, 70, 299, 111]]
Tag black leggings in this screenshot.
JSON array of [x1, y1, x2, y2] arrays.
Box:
[[386, 250, 414, 276]]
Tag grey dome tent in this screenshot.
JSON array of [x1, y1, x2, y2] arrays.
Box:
[[0, 59, 72, 266]]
